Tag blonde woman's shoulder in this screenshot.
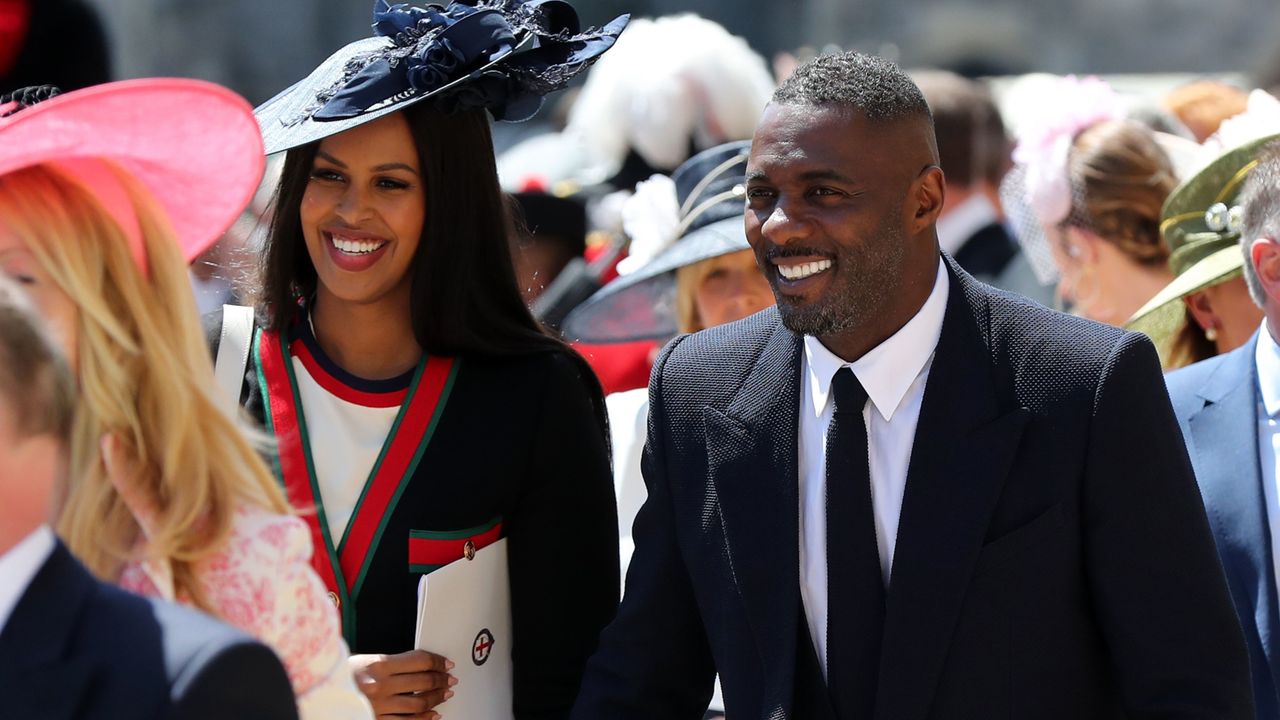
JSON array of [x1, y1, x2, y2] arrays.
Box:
[[203, 506, 374, 720]]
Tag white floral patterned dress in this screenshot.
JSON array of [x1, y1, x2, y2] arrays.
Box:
[[119, 507, 373, 720]]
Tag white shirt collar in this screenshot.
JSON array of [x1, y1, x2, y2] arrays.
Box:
[[804, 257, 950, 422], [936, 194, 998, 257], [0, 525, 56, 634], [1255, 322, 1280, 417]]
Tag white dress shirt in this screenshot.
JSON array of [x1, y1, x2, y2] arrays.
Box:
[[1254, 324, 1280, 605], [0, 525, 56, 635], [605, 387, 650, 586], [799, 257, 949, 675]]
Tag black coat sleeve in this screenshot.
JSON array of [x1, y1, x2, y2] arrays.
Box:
[[571, 336, 718, 720], [508, 352, 619, 720], [1083, 332, 1254, 718], [169, 640, 299, 720]]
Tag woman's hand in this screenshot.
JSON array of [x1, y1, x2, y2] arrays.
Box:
[[349, 650, 456, 719], [101, 433, 158, 537]]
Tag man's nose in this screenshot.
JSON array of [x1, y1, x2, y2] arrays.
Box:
[[760, 202, 812, 245]]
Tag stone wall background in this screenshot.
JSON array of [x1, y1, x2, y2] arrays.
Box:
[[87, 0, 1280, 106]]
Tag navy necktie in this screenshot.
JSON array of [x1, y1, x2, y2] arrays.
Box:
[[826, 367, 884, 719]]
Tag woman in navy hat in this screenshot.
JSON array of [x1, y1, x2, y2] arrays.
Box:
[[215, 2, 628, 716], [563, 139, 773, 577]]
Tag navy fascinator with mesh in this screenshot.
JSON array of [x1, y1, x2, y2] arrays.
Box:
[[256, 0, 628, 155]]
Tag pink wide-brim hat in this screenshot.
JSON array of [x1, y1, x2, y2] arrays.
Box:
[[0, 78, 265, 272]]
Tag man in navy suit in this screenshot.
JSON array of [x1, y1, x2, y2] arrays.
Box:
[[0, 278, 299, 720], [572, 52, 1252, 720], [1168, 139, 1280, 719]]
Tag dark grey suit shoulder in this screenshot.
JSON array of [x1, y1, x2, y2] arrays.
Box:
[[0, 541, 298, 720], [576, 258, 1252, 720]]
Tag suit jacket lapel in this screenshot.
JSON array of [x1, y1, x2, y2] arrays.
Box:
[[704, 318, 804, 715], [0, 542, 95, 719], [1187, 337, 1280, 697], [876, 263, 1030, 720]]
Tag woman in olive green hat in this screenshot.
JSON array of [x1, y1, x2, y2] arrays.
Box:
[[1127, 134, 1276, 369]]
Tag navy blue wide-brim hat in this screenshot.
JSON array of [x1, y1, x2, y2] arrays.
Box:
[[561, 140, 753, 344], [256, 0, 628, 155]]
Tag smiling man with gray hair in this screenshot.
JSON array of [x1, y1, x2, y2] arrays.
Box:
[[1166, 135, 1280, 720]]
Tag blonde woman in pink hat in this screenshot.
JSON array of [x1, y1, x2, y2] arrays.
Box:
[[0, 82, 371, 720]]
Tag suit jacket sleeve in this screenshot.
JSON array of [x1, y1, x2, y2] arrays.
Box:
[[170, 640, 300, 720], [571, 336, 718, 720], [1084, 332, 1254, 718], [508, 352, 620, 720]]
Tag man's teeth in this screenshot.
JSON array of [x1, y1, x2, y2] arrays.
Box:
[[777, 259, 833, 281], [331, 235, 384, 255]]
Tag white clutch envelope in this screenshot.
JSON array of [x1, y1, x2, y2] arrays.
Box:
[[414, 537, 513, 720]]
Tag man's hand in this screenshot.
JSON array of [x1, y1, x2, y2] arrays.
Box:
[[349, 651, 456, 719]]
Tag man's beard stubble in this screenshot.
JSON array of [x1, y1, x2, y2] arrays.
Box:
[[772, 220, 907, 338]]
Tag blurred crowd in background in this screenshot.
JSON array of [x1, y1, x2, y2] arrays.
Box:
[[9, 0, 1280, 548], [9, 1, 1280, 718], [10, 0, 1280, 487]]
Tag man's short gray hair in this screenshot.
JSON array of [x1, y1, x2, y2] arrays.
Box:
[[1239, 141, 1280, 306]]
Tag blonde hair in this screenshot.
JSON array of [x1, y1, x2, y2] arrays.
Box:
[[0, 164, 288, 613], [674, 256, 720, 334]]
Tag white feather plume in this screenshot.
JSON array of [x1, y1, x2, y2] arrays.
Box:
[[565, 15, 774, 183], [617, 174, 679, 276]]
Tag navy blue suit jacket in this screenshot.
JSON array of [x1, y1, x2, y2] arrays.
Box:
[[573, 258, 1253, 720], [952, 222, 1018, 281], [0, 540, 299, 720], [1168, 334, 1280, 719]]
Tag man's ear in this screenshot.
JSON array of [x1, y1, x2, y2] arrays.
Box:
[[910, 164, 945, 235], [1252, 237, 1280, 304]]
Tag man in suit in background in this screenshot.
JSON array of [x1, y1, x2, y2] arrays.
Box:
[[1167, 139, 1280, 719], [0, 278, 299, 720], [572, 52, 1253, 719], [912, 69, 1054, 306], [912, 70, 1015, 279]]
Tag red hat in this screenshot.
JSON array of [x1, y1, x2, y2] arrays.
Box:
[[0, 78, 264, 274]]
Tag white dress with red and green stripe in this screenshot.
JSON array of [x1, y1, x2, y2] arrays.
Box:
[[212, 308, 619, 719]]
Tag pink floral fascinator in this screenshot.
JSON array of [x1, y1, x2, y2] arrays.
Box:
[[1000, 75, 1128, 283]]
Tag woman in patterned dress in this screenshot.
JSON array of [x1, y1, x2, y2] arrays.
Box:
[[0, 80, 371, 720]]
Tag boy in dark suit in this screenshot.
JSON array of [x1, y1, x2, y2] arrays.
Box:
[[0, 277, 299, 720]]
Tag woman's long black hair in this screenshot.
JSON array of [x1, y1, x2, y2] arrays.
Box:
[[258, 101, 608, 431]]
